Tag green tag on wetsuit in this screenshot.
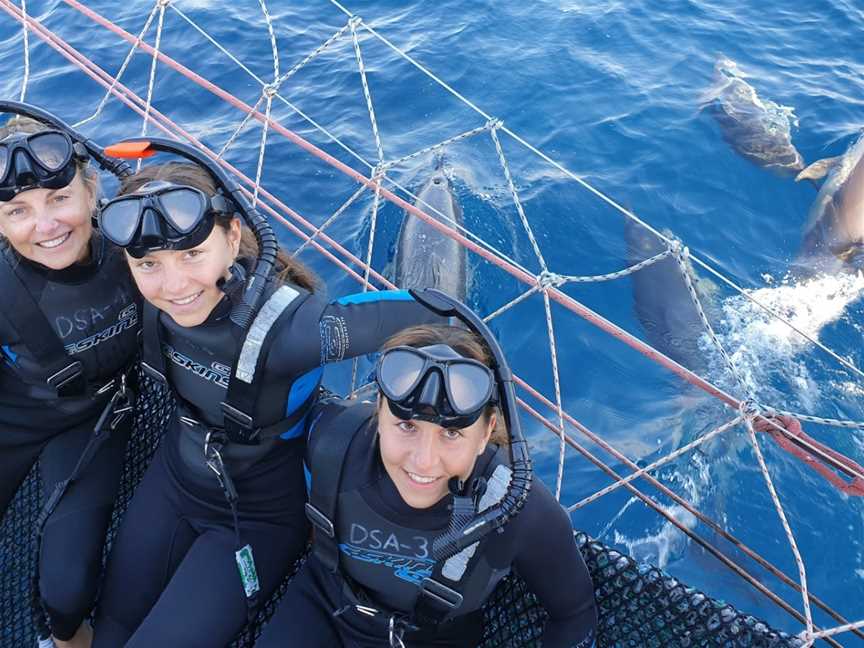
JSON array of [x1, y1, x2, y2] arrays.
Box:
[[235, 544, 260, 598]]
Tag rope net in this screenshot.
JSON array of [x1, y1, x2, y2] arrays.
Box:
[[1, 1, 863, 646], [0, 373, 805, 647]]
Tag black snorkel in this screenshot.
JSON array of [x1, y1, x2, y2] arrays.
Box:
[[0, 100, 132, 181], [408, 288, 533, 561], [103, 137, 279, 330]]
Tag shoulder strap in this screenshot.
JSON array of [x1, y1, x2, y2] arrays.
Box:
[[0, 251, 86, 396], [305, 400, 376, 573], [139, 301, 167, 383], [222, 284, 306, 443]]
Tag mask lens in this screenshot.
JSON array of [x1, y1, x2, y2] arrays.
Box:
[[446, 362, 492, 412], [28, 132, 71, 171], [0, 147, 8, 180], [379, 349, 427, 400], [159, 188, 206, 233], [100, 199, 142, 246]]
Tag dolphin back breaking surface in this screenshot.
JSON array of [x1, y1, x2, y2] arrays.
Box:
[[795, 133, 864, 275], [394, 168, 467, 301], [702, 57, 804, 175]]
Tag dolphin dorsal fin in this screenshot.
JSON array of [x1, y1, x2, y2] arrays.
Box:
[[795, 155, 843, 183]]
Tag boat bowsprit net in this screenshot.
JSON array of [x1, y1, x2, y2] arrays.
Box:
[[0, 368, 804, 647]]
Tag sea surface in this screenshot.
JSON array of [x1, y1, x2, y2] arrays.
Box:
[[2, 0, 863, 642]]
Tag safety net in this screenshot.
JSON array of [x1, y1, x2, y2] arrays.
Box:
[[0, 368, 803, 648]]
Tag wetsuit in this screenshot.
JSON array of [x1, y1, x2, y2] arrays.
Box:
[[0, 234, 140, 641], [91, 276, 441, 648], [257, 399, 598, 648]]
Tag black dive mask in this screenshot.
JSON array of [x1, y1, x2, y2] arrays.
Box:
[[99, 180, 229, 258], [377, 344, 496, 429], [0, 130, 88, 201]]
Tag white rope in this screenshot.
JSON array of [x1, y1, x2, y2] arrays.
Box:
[[380, 122, 494, 172], [541, 290, 567, 500], [217, 94, 266, 160], [293, 184, 367, 256], [73, 2, 161, 128], [672, 243, 752, 395], [273, 19, 353, 90], [801, 618, 864, 642], [490, 123, 548, 272], [350, 17, 384, 165], [138, 0, 169, 171], [17, 0, 30, 102], [483, 285, 541, 322], [743, 411, 814, 640], [770, 409, 864, 431], [567, 415, 744, 511]]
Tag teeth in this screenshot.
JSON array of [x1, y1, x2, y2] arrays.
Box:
[[171, 292, 201, 306], [37, 232, 70, 249], [407, 472, 437, 484]]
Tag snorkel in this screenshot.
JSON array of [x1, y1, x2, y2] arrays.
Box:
[[407, 289, 533, 561], [102, 138, 279, 330], [0, 100, 132, 183]]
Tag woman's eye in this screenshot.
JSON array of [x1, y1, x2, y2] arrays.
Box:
[[397, 421, 416, 433], [443, 428, 463, 440], [51, 193, 70, 204], [184, 249, 203, 260], [3, 207, 27, 220], [136, 261, 156, 271]]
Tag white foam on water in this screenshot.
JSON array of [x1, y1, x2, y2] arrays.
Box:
[[707, 272, 864, 403]]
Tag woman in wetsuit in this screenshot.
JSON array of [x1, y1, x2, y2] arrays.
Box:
[[257, 293, 598, 648], [0, 103, 139, 648], [90, 138, 441, 647]]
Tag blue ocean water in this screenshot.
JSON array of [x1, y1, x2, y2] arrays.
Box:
[[2, 0, 863, 642]]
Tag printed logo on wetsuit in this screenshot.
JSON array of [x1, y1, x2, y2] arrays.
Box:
[[63, 304, 138, 355], [162, 343, 230, 388], [339, 523, 434, 585]]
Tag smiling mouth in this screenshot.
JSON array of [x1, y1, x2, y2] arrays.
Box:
[[406, 470, 440, 486], [36, 232, 71, 249], [169, 291, 203, 306]]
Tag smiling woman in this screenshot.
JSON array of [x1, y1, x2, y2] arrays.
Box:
[[0, 103, 141, 648], [257, 319, 597, 648]]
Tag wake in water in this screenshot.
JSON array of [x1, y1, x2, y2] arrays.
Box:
[[609, 271, 864, 571], [709, 271, 864, 408]]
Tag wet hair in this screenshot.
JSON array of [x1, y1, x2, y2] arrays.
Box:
[[380, 324, 508, 445], [0, 115, 98, 197], [117, 162, 318, 291]]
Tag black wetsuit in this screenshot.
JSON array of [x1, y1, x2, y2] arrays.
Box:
[[92, 281, 441, 648], [257, 400, 598, 648], [0, 235, 140, 641]]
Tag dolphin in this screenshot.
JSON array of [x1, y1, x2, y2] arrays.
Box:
[[793, 133, 864, 275], [394, 165, 467, 301], [701, 57, 805, 176], [625, 220, 721, 375]]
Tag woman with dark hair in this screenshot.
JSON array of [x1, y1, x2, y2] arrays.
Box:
[[91, 151, 442, 647], [0, 104, 139, 648], [257, 313, 598, 648]]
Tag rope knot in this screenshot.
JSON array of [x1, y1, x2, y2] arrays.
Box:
[[538, 270, 565, 290], [349, 16, 363, 30], [262, 82, 279, 99], [156, 0, 172, 7], [486, 118, 504, 131], [738, 398, 762, 422], [667, 239, 687, 259]]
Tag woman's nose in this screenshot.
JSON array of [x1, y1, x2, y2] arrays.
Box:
[[412, 432, 438, 471]]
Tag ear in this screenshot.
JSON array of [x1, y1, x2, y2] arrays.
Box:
[[478, 412, 496, 455], [228, 217, 242, 258]]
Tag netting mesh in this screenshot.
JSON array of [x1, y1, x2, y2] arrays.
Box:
[[0, 370, 803, 648]]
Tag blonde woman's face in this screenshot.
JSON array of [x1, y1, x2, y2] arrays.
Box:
[[377, 399, 495, 509], [0, 171, 94, 269]]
